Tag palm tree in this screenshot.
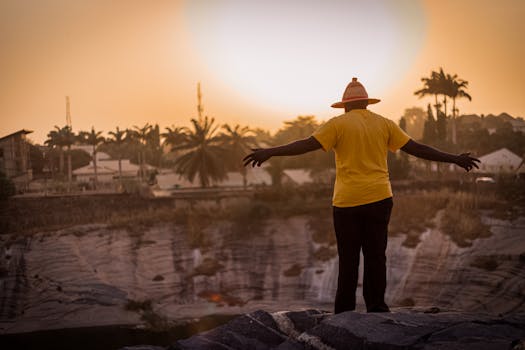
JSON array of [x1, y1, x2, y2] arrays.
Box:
[[45, 126, 64, 178], [162, 125, 187, 150], [146, 124, 163, 167], [107, 127, 127, 182], [415, 70, 441, 116], [171, 116, 227, 187], [78, 127, 105, 189], [132, 123, 152, 181], [59, 126, 76, 191], [220, 124, 257, 188], [446, 75, 472, 144], [436, 68, 450, 117]]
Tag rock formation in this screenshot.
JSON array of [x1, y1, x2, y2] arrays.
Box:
[[142, 308, 525, 350]]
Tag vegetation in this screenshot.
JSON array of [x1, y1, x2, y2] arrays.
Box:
[[220, 124, 257, 188], [415, 67, 472, 147], [106, 127, 127, 182], [30, 76, 522, 192], [77, 127, 105, 189], [45, 125, 76, 188], [172, 117, 228, 187]]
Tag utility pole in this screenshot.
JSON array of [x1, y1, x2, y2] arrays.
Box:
[[66, 96, 72, 129]]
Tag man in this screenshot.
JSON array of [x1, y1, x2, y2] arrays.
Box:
[[243, 78, 480, 314]]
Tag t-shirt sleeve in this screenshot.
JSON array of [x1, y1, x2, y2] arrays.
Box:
[[312, 118, 338, 151], [387, 120, 411, 152]]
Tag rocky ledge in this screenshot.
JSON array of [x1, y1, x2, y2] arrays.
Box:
[[122, 308, 525, 350]]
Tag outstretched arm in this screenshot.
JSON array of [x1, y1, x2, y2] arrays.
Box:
[[243, 136, 323, 167], [401, 139, 480, 172]]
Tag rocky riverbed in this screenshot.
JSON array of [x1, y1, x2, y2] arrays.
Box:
[[1, 208, 524, 348]]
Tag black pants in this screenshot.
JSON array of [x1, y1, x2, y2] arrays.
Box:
[[333, 197, 393, 313]]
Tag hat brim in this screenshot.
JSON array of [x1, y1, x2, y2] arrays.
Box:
[[331, 98, 380, 108]]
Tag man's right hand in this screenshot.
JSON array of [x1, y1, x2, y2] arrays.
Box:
[[454, 153, 481, 172], [243, 148, 273, 167]]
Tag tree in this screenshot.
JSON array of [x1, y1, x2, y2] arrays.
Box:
[[400, 107, 426, 140], [446, 75, 472, 144], [146, 124, 163, 167], [107, 127, 127, 182], [62, 126, 76, 190], [45, 126, 65, 178], [78, 127, 105, 190], [162, 125, 187, 150], [399, 117, 407, 132], [436, 68, 449, 117], [220, 124, 257, 188], [161, 125, 188, 167], [46, 126, 75, 189], [414, 70, 441, 117], [171, 117, 227, 187], [422, 104, 437, 144], [132, 123, 152, 181]]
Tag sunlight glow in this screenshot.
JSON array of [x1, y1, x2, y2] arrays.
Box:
[[184, 0, 426, 115]]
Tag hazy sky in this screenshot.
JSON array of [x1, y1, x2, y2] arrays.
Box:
[[1, 0, 524, 143]]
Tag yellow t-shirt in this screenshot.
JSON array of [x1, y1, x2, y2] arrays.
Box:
[[312, 109, 410, 207]]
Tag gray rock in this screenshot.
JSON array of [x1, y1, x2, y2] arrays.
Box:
[[172, 309, 525, 350]]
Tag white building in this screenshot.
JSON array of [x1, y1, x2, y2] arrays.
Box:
[[475, 148, 523, 174], [73, 159, 145, 182]]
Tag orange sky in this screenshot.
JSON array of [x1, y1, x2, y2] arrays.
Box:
[[1, 0, 524, 144]]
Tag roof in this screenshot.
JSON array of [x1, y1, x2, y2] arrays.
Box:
[[283, 169, 313, 185], [0, 129, 33, 142], [72, 159, 144, 175], [476, 148, 523, 173], [478, 148, 522, 165], [155, 167, 272, 189]]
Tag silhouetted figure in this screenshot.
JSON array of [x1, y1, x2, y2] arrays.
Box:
[[243, 78, 480, 314]]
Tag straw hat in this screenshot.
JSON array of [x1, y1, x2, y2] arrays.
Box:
[[331, 77, 380, 108]]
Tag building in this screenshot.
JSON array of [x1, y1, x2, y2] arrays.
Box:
[[475, 148, 523, 174], [0, 129, 33, 191], [73, 159, 145, 183]]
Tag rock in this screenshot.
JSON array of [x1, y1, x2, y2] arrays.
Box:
[[171, 309, 525, 350]]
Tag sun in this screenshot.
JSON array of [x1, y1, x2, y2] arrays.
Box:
[[183, 0, 426, 115]]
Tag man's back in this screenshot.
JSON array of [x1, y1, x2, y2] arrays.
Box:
[[313, 109, 409, 207]]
